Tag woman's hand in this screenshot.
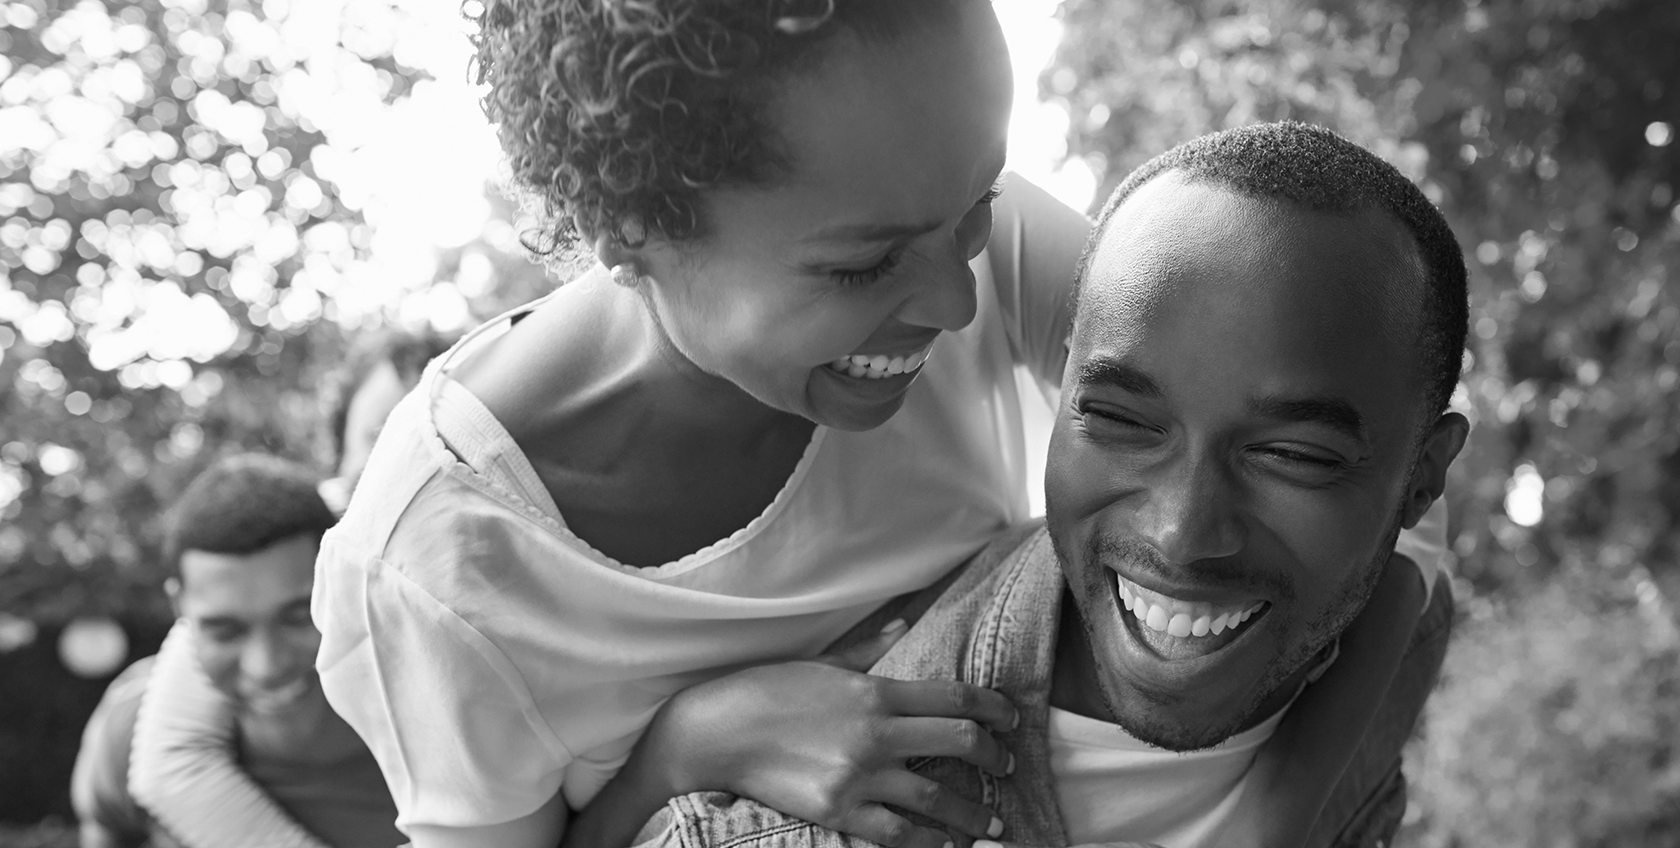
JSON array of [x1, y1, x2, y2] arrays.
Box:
[[643, 620, 1019, 848]]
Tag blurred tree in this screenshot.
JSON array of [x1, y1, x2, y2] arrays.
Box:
[[0, 0, 548, 822], [1048, 0, 1679, 842]]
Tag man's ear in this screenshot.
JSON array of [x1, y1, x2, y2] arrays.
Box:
[[164, 576, 184, 619], [1401, 411, 1469, 529]]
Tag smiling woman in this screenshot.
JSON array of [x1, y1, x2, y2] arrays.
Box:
[[308, 2, 1097, 848]]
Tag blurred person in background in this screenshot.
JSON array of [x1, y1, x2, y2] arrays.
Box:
[[70, 454, 403, 848], [123, 329, 456, 848], [307, 3, 1453, 848], [318, 329, 461, 513]]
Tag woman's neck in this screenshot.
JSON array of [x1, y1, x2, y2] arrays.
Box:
[[455, 270, 807, 467]]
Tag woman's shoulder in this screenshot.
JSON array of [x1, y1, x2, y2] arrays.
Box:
[[449, 272, 641, 443]]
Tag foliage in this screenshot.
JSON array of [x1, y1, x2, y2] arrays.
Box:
[[1403, 579, 1680, 847], [1047, 0, 1679, 842], [0, 0, 550, 626], [0, 0, 550, 821]]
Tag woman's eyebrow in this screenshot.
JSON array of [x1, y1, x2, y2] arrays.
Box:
[[804, 218, 942, 244]]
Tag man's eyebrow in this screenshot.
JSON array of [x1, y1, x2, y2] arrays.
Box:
[[1248, 395, 1369, 443], [1073, 359, 1164, 398], [803, 218, 943, 245]]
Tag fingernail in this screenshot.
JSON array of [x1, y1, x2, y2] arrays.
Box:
[[987, 817, 1004, 838], [1010, 709, 1020, 731], [975, 841, 1002, 848], [942, 842, 953, 848], [1006, 751, 1016, 775], [880, 618, 907, 633]]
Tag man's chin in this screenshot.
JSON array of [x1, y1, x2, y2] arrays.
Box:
[[1082, 574, 1290, 752], [1091, 618, 1278, 752]]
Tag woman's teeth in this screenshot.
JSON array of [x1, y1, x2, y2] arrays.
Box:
[[1116, 573, 1264, 639], [826, 345, 933, 380]]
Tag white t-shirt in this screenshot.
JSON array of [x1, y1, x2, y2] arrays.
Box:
[[311, 179, 1091, 833], [1048, 704, 1288, 848]]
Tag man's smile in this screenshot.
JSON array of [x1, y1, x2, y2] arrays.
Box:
[[1107, 568, 1274, 665]]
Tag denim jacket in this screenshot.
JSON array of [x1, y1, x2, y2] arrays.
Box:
[[634, 522, 1452, 848]]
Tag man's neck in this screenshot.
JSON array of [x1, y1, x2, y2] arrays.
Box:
[[236, 687, 368, 768]]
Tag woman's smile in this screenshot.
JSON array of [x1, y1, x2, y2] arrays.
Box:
[[824, 339, 938, 380]]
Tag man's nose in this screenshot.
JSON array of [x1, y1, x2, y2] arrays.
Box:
[[240, 629, 296, 686], [1133, 454, 1245, 567]]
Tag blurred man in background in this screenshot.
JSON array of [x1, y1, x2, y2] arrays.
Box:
[[70, 454, 402, 848]]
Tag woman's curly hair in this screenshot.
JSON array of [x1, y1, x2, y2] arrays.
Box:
[[470, 0, 962, 255]]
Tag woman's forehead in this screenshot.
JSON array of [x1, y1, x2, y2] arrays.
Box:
[[703, 8, 1011, 246]]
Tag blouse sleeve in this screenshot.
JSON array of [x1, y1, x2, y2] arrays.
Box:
[[312, 548, 573, 834], [984, 173, 1095, 387], [129, 621, 329, 848]]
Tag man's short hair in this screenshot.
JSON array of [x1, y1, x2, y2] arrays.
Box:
[[1075, 121, 1469, 421], [163, 454, 336, 578]]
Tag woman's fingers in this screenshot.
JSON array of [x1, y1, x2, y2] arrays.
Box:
[[885, 716, 1014, 776], [873, 771, 1002, 841], [881, 678, 1018, 733], [837, 803, 953, 848], [819, 619, 910, 673]]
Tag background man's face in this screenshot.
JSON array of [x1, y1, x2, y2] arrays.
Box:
[[174, 533, 322, 716], [1046, 174, 1436, 750]]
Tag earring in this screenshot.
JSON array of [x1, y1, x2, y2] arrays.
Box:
[[609, 263, 642, 287]]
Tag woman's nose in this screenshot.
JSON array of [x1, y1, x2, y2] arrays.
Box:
[[895, 206, 992, 331]]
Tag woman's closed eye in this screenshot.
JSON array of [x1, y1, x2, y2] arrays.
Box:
[[829, 183, 1002, 287], [831, 247, 904, 287]]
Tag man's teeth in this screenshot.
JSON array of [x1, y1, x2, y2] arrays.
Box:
[[826, 345, 933, 380], [1116, 574, 1263, 639]]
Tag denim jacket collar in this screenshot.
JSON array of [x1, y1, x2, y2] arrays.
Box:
[[868, 523, 1070, 844]]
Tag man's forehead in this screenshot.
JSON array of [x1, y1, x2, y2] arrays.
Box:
[[178, 536, 317, 606], [1076, 175, 1426, 348]]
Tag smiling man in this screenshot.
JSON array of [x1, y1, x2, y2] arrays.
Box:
[[70, 455, 403, 848], [632, 122, 1469, 848]]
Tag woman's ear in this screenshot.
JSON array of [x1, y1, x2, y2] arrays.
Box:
[[591, 232, 632, 271], [593, 234, 646, 287]]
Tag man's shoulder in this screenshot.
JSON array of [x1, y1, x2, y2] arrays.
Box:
[[79, 654, 157, 772], [866, 520, 1055, 681]]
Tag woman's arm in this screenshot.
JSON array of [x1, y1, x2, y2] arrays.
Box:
[[1224, 553, 1425, 848], [562, 622, 1017, 848], [129, 621, 330, 848], [985, 174, 1094, 387]]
